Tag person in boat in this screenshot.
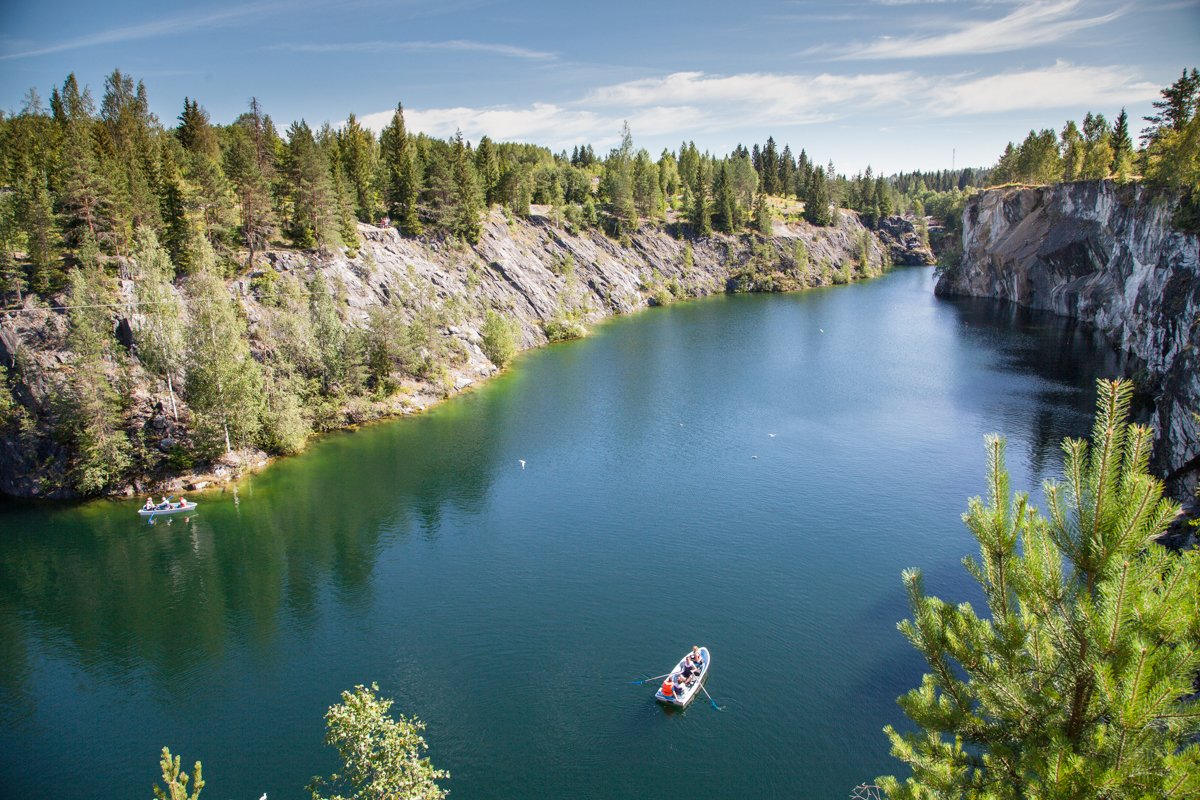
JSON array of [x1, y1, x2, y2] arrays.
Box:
[[687, 646, 703, 668], [680, 660, 697, 683], [177, 496, 188, 508], [144, 497, 155, 510], [660, 676, 676, 699]]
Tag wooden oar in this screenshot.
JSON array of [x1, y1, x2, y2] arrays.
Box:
[[629, 672, 671, 685], [700, 683, 723, 711]]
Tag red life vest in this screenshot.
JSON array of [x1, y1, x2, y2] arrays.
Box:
[[661, 679, 674, 697]]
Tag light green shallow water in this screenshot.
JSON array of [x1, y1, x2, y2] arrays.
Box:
[[0, 267, 1129, 798]]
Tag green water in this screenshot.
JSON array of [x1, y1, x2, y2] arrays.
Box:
[[0, 268, 1128, 798]]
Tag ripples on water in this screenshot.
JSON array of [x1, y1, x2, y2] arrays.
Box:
[[0, 268, 1130, 799]]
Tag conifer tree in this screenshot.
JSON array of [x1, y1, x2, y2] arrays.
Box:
[[803, 167, 834, 226], [689, 160, 710, 236], [601, 123, 637, 236], [1111, 109, 1134, 182], [53, 75, 116, 257], [337, 114, 379, 222], [282, 120, 337, 249], [711, 163, 736, 233], [632, 149, 663, 221], [878, 380, 1200, 799], [223, 122, 276, 266], [1060, 121, 1085, 181], [474, 135, 501, 207], [450, 130, 485, 243], [378, 104, 422, 235], [1081, 112, 1113, 180], [752, 191, 772, 235]]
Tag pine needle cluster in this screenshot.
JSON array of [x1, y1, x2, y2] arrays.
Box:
[[879, 379, 1200, 799]]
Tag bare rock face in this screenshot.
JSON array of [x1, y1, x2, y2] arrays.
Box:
[[937, 181, 1200, 494], [875, 216, 936, 266], [0, 211, 887, 498]]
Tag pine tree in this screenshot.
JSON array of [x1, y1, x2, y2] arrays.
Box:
[[711, 163, 736, 233], [752, 190, 772, 235], [689, 160, 710, 236], [223, 122, 276, 267], [803, 167, 834, 226], [878, 379, 1200, 799], [337, 113, 379, 222], [378, 104, 422, 235], [601, 123, 637, 236], [474, 135, 501, 207], [450, 131, 484, 243], [1111, 109, 1134, 182], [1060, 120, 1085, 181], [282, 120, 337, 249], [632, 149, 662, 221], [1081, 112, 1113, 180]]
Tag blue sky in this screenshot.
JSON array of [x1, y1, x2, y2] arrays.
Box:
[[1, 0, 1197, 173]]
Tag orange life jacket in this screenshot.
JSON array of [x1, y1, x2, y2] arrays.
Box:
[[661, 679, 674, 697]]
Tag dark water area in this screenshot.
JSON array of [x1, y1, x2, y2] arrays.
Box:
[[0, 268, 1128, 799]]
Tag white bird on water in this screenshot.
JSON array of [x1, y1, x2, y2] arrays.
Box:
[[519, 460, 526, 470], [768, 433, 776, 438]]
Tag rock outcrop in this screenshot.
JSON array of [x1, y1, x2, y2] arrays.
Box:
[[875, 216, 936, 266], [936, 181, 1200, 494], [0, 209, 888, 498]]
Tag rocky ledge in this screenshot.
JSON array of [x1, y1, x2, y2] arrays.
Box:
[[1, 208, 894, 499], [936, 180, 1200, 498]]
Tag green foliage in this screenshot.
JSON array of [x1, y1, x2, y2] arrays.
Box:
[[601, 123, 637, 236], [1143, 68, 1200, 233], [309, 683, 448, 800], [184, 270, 264, 458], [153, 747, 204, 800], [803, 167, 835, 226], [878, 379, 1200, 799], [480, 309, 520, 367]]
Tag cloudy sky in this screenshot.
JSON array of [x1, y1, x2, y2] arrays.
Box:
[[1, 0, 1197, 173]]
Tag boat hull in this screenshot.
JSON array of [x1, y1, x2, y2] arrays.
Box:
[[138, 502, 197, 517], [654, 647, 710, 708]]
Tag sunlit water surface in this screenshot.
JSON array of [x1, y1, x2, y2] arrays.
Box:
[[0, 268, 1129, 798]]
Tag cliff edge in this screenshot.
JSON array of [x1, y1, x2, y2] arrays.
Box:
[[936, 180, 1200, 494]]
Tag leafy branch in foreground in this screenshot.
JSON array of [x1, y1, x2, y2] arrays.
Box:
[[878, 379, 1200, 799], [309, 682, 449, 800]]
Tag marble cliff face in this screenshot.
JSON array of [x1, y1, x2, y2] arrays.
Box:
[[937, 180, 1200, 494]]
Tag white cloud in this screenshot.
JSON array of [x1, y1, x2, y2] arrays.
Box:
[[928, 61, 1159, 115], [358, 61, 1157, 151], [843, 0, 1124, 59], [270, 39, 556, 60]]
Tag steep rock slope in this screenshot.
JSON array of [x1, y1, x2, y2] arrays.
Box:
[[936, 181, 1200, 491], [0, 209, 887, 498]]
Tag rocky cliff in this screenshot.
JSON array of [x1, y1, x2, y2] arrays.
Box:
[[0, 209, 889, 498], [936, 181, 1200, 493]]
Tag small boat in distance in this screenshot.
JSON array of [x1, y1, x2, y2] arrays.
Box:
[[654, 646, 710, 708], [138, 499, 197, 517]]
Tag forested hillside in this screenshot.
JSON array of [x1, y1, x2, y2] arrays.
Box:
[[0, 70, 905, 498]]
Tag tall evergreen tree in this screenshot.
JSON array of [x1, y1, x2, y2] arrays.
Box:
[[450, 131, 485, 243], [131, 227, 184, 419], [337, 113, 379, 222], [1111, 109, 1134, 181], [282, 120, 337, 249], [601, 123, 637, 236], [474, 135, 501, 207], [803, 166, 834, 226], [632, 148, 662, 221], [378, 103, 422, 235], [689, 160, 710, 236], [711, 163, 736, 233], [878, 380, 1200, 799], [1060, 120, 1085, 181]]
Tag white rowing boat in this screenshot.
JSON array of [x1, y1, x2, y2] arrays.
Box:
[[654, 646, 710, 707], [138, 501, 197, 517]]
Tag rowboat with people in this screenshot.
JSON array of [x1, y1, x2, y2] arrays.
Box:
[[654, 646, 710, 707], [138, 497, 197, 517]]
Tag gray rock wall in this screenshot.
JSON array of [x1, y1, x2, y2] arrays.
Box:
[[936, 181, 1200, 491], [0, 209, 886, 498]]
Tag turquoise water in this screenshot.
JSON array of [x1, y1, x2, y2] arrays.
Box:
[[0, 268, 1127, 798]]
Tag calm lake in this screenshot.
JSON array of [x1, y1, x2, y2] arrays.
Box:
[[0, 267, 1128, 798]]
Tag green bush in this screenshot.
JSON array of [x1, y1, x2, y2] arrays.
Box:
[[480, 310, 520, 367]]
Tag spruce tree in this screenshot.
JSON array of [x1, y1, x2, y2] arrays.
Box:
[[803, 167, 834, 226], [712, 163, 736, 233], [1111, 109, 1134, 182], [752, 191, 772, 235], [474, 135, 501, 207], [378, 104, 422, 236], [450, 130, 484, 243], [878, 379, 1200, 799], [689, 160, 710, 236]]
